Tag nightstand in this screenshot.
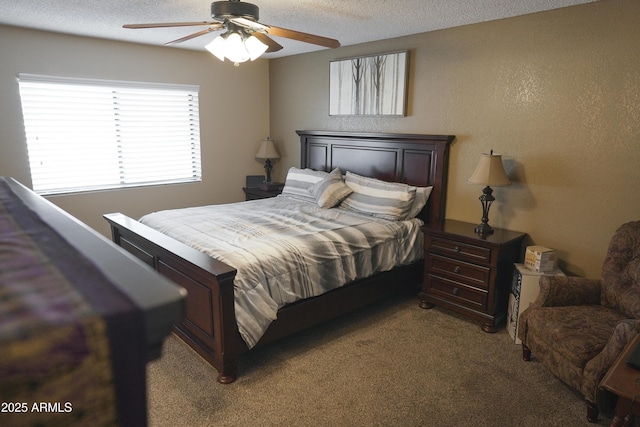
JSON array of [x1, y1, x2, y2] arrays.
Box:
[[419, 219, 527, 332], [243, 186, 282, 201]]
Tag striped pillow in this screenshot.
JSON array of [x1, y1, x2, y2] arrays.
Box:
[[308, 168, 353, 208], [406, 186, 433, 219], [341, 172, 416, 221], [281, 167, 328, 202]]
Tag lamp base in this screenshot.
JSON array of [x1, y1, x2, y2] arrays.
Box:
[[263, 158, 273, 183], [475, 185, 496, 235], [475, 222, 494, 235]]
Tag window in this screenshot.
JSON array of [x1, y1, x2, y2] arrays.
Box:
[[18, 74, 201, 195]]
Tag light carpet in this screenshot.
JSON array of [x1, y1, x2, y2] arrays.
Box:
[[147, 295, 612, 426]]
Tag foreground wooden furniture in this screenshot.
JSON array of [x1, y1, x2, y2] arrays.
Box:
[[104, 130, 454, 383], [419, 219, 526, 332], [598, 334, 640, 427], [1, 177, 185, 427]]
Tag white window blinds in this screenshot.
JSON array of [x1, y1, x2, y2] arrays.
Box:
[[18, 73, 202, 195]]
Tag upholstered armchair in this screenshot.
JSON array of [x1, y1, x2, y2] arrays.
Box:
[[518, 221, 640, 423]]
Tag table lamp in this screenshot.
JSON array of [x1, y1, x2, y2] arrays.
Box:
[[467, 150, 511, 235], [255, 137, 280, 190]]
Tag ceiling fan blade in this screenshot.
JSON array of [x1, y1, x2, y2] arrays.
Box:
[[230, 17, 268, 31], [252, 33, 283, 53], [123, 21, 219, 29], [265, 25, 340, 49], [164, 26, 223, 46], [230, 17, 339, 49]]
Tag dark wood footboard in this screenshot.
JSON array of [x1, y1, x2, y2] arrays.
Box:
[[104, 212, 242, 383]]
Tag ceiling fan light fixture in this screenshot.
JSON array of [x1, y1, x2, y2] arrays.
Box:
[[125, 0, 340, 59], [205, 27, 268, 64], [225, 31, 249, 63]]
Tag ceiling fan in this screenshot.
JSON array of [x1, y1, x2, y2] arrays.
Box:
[[124, 0, 341, 65]]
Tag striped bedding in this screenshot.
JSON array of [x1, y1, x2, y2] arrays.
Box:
[[139, 195, 424, 348]]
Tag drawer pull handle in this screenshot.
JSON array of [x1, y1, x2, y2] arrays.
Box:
[[454, 246, 461, 253], [454, 266, 461, 274], [452, 287, 459, 295]]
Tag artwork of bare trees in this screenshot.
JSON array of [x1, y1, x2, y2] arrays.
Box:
[[330, 51, 407, 116]]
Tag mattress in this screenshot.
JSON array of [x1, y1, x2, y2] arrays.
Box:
[[140, 195, 423, 347]]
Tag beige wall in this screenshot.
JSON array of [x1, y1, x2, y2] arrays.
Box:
[[1, 1, 638, 279], [0, 25, 270, 236], [269, 0, 640, 279]]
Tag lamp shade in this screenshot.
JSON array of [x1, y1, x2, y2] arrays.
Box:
[[255, 137, 280, 159], [468, 152, 511, 187], [206, 35, 227, 61], [244, 35, 269, 61]]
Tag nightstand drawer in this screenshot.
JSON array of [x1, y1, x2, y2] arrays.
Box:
[[427, 254, 490, 289], [427, 275, 487, 310], [428, 237, 492, 264]]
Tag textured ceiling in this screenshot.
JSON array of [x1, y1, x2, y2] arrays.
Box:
[[0, 0, 596, 58]]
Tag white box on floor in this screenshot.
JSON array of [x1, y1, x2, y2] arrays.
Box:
[[524, 245, 556, 272], [507, 263, 565, 344]]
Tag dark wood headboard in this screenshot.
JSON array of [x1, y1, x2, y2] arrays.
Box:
[[296, 130, 455, 223]]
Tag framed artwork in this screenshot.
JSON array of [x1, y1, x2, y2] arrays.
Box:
[[329, 50, 408, 116]]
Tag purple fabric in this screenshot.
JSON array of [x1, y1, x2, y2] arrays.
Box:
[[0, 178, 146, 427]]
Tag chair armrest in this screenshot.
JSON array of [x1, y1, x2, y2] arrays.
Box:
[[585, 319, 640, 406], [532, 275, 602, 308]]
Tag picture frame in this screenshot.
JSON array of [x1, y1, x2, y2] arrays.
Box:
[[329, 50, 409, 116]]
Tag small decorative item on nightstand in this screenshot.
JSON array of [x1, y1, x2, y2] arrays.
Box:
[[419, 219, 527, 333], [246, 175, 265, 189]]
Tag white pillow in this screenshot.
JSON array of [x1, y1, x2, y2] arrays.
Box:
[[308, 168, 353, 208], [281, 167, 328, 202], [405, 186, 433, 219], [341, 172, 416, 221]]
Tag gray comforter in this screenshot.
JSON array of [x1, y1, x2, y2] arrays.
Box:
[[140, 195, 423, 348]]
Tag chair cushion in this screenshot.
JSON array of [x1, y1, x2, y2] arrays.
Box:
[[601, 220, 640, 319], [524, 305, 626, 368]]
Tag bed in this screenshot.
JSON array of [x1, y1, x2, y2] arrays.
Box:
[[104, 130, 454, 383]]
